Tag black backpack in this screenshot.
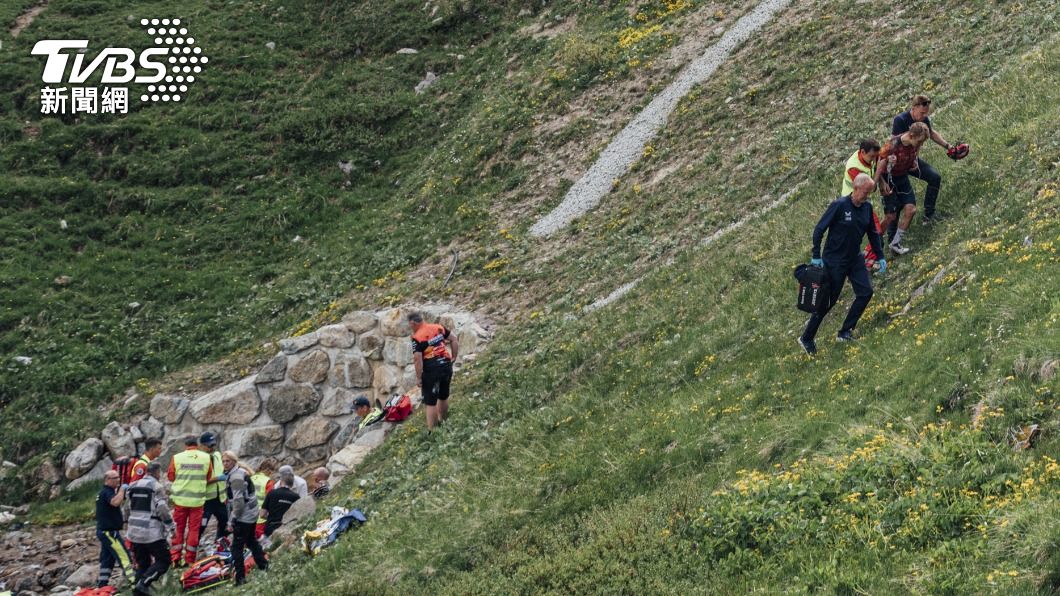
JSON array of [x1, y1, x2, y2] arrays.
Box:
[[793, 264, 831, 313]]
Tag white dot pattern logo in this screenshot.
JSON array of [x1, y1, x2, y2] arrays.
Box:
[[138, 17, 206, 104]]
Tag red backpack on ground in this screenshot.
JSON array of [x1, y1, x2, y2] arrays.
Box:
[[383, 394, 413, 422]]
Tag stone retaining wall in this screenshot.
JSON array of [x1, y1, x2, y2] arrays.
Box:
[[57, 304, 489, 490]]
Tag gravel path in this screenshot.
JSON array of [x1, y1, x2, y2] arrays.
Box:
[[530, 0, 794, 237]]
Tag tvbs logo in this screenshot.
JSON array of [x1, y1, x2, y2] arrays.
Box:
[[31, 18, 207, 115]]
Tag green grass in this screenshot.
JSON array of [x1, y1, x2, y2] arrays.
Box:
[[3, 0, 1060, 592], [0, 0, 703, 498], [225, 8, 1057, 595], [23, 483, 97, 526]]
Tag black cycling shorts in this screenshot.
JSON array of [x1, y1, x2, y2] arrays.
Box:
[[421, 364, 453, 406], [883, 175, 916, 214]]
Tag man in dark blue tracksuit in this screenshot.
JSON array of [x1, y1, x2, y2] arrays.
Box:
[[798, 174, 887, 355]]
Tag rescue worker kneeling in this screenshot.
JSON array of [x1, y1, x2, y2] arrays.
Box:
[[124, 461, 174, 596]]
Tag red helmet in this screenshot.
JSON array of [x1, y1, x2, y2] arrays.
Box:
[[947, 142, 970, 160]]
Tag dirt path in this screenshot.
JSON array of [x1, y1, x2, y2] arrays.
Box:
[[529, 0, 794, 237], [10, 1, 48, 38]]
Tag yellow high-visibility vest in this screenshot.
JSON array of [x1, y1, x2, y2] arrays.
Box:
[[841, 150, 876, 196], [251, 472, 270, 524], [250, 473, 270, 509], [170, 449, 209, 508], [204, 451, 227, 503]]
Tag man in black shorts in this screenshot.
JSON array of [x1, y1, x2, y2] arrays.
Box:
[[408, 312, 459, 431]]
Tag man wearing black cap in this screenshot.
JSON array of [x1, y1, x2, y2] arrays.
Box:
[[197, 431, 229, 546], [353, 396, 383, 432]]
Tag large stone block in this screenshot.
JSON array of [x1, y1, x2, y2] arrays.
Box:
[[149, 394, 189, 424], [285, 417, 339, 450], [266, 383, 321, 423], [189, 377, 261, 425], [342, 310, 378, 334], [139, 417, 165, 441], [288, 349, 330, 384], [353, 427, 386, 449], [328, 444, 373, 475], [64, 563, 99, 589], [227, 425, 284, 457], [379, 307, 408, 337], [358, 330, 385, 360], [317, 324, 355, 348], [64, 438, 103, 480], [101, 421, 136, 460], [418, 303, 454, 324], [255, 353, 288, 384], [295, 444, 331, 465], [329, 353, 372, 388], [372, 363, 403, 400], [280, 332, 318, 355], [66, 457, 112, 491], [383, 337, 413, 367], [320, 387, 362, 417]]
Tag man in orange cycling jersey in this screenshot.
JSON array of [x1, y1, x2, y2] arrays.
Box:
[[408, 312, 459, 432]]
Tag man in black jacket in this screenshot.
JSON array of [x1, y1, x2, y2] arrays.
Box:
[[798, 174, 886, 355]]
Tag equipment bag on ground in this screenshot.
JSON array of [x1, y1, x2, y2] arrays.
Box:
[[793, 264, 831, 313], [383, 393, 413, 422]]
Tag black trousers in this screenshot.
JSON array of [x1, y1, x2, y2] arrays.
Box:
[[910, 158, 942, 217], [199, 497, 229, 544], [230, 520, 268, 582], [801, 259, 874, 341], [132, 539, 170, 594]]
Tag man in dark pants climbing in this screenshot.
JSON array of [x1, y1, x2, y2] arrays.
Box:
[[799, 174, 887, 355], [891, 94, 956, 224]]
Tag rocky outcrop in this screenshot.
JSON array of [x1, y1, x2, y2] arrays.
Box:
[[63, 438, 103, 481], [101, 421, 136, 460], [139, 417, 164, 440], [66, 457, 112, 491], [149, 394, 188, 424]]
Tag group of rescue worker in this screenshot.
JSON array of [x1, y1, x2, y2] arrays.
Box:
[[798, 94, 969, 354], [92, 311, 459, 593]]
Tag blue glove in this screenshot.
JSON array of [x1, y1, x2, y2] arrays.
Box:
[[878, 259, 887, 274], [120, 483, 129, 492], [810, 258, 824, 267], [216, 473, 228, 482]]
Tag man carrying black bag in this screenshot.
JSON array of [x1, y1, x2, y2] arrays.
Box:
[[798, 174, 886, 355]]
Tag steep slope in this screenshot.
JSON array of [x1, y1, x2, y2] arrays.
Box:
[[0, 0, 716, 497], [242, 8, 1059, 596], [2, 0, 1058, 592]]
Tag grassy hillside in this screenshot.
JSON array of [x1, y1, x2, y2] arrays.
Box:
[[237, 3, 1057, 595], [0, 0, 706, 496], [3, 0, 1059, 592]]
